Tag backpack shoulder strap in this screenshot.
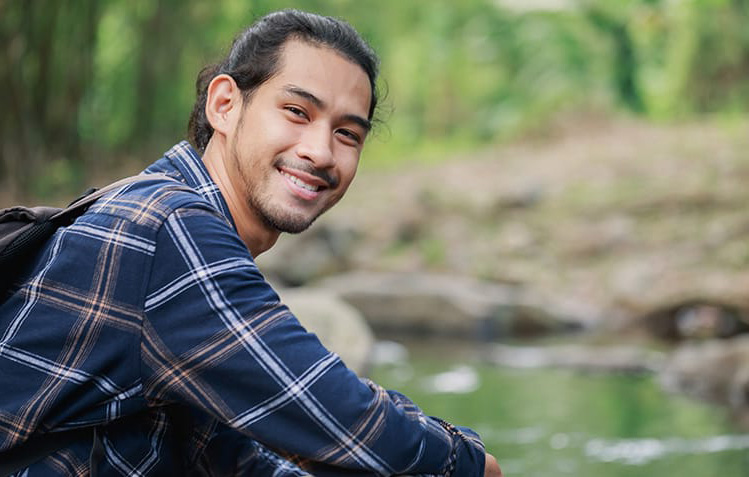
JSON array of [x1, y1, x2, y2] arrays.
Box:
[[51, 173, 172, 223], [0, 173, 173, 295]]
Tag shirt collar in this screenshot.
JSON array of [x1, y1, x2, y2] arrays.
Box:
[[145, 141, 235, 229]]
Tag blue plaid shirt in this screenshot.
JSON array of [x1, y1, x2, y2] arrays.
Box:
[[0, 142, 486, 476]]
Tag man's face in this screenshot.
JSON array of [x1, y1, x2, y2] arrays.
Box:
[[227, 39, 372, 234]]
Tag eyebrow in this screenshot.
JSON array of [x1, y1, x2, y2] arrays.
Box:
[[283, 85, 372, 132]]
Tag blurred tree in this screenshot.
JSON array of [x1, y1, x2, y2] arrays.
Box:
[[661, 0, 749, 114], [1, 0, 748, 201], [133, 0, 183, 145], [1, 0, 100, 198], [580, 0, 645, 112]]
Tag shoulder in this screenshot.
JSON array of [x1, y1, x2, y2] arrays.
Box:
[[85, 175, 227, 231]]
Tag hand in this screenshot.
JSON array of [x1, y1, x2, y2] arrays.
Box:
[[484, 452, 503, 477]]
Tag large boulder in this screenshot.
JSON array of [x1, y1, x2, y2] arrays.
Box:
[[315, 271, 588, 339], [276, 288, 375, 376], [615, 292, 749, 342], [660, 336, 749, 410], [256, 224, 359, 287]]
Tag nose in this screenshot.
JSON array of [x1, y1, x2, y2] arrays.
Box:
[[296, 124, 335, 169]]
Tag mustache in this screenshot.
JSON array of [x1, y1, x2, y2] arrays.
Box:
[[274, 157, 339, 189]]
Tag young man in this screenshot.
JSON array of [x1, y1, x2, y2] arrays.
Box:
[[0, 10, 501, 476]]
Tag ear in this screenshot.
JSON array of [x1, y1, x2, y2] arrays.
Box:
[[205, 74, 242, 136]]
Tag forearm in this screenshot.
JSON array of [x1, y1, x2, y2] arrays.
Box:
[[143, 304, 485, 474]]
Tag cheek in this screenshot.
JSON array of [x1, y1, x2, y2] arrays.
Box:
[[340, 155, 360, 186], [334, 145, 360, 177], [236, 109, 289, 150], [262, 116, 302, 149]]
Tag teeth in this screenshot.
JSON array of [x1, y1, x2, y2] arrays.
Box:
[[281, 171, 320, 192]]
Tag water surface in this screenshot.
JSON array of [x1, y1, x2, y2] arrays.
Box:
[[371, 340, 749, 476]]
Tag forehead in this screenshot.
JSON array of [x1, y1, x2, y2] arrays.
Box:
[[266, 39, 372, 117]]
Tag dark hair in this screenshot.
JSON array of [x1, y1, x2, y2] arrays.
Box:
[[188, 9, 380, 154]]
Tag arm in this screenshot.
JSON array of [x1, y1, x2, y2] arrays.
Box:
[[141, 205, 486, 475]]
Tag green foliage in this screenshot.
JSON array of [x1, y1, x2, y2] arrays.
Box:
[[1, 0, 748, 198]]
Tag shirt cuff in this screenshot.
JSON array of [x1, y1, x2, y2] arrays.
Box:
[[434, 418, 486, 476]]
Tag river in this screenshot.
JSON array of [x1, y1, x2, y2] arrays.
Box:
[[370, 339, 749, 476]]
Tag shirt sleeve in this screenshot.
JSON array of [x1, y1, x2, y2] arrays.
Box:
[[141, 204, 486, 476]]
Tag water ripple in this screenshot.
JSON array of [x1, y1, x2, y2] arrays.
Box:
[[421, 365, 480, 394], [585, 434, 749, 465]]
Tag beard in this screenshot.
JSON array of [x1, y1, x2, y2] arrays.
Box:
[[230, 141, 330, 235], [249, 187, 323, 234]]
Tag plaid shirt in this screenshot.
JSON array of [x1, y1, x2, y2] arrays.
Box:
[[0, 141, 486, 476]]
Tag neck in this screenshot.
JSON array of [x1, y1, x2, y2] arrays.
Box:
[[201, 137, 280, 257]]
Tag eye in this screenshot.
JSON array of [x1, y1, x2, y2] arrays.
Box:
[[336, 128, 362, 146], [284, 106, 308, 120]]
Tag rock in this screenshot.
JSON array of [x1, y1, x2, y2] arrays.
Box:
[[490, 183, 545, 212], [626, 299, 749, 342], [488, 344, 666, 374], [660, 336, 749, 409], [276, 288, 375, 376], [613, 272, 749, 336], [256, 223, 358, 287], [674, 304, 749, 339], [314, 271, 587, 339]]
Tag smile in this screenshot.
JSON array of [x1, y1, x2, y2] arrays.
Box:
[[280, 170, 320, 192]]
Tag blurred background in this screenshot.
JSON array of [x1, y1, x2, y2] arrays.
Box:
[[2, 0, 749, 475]]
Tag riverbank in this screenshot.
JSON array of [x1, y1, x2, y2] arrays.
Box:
[[261, 115, 749, 331]]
